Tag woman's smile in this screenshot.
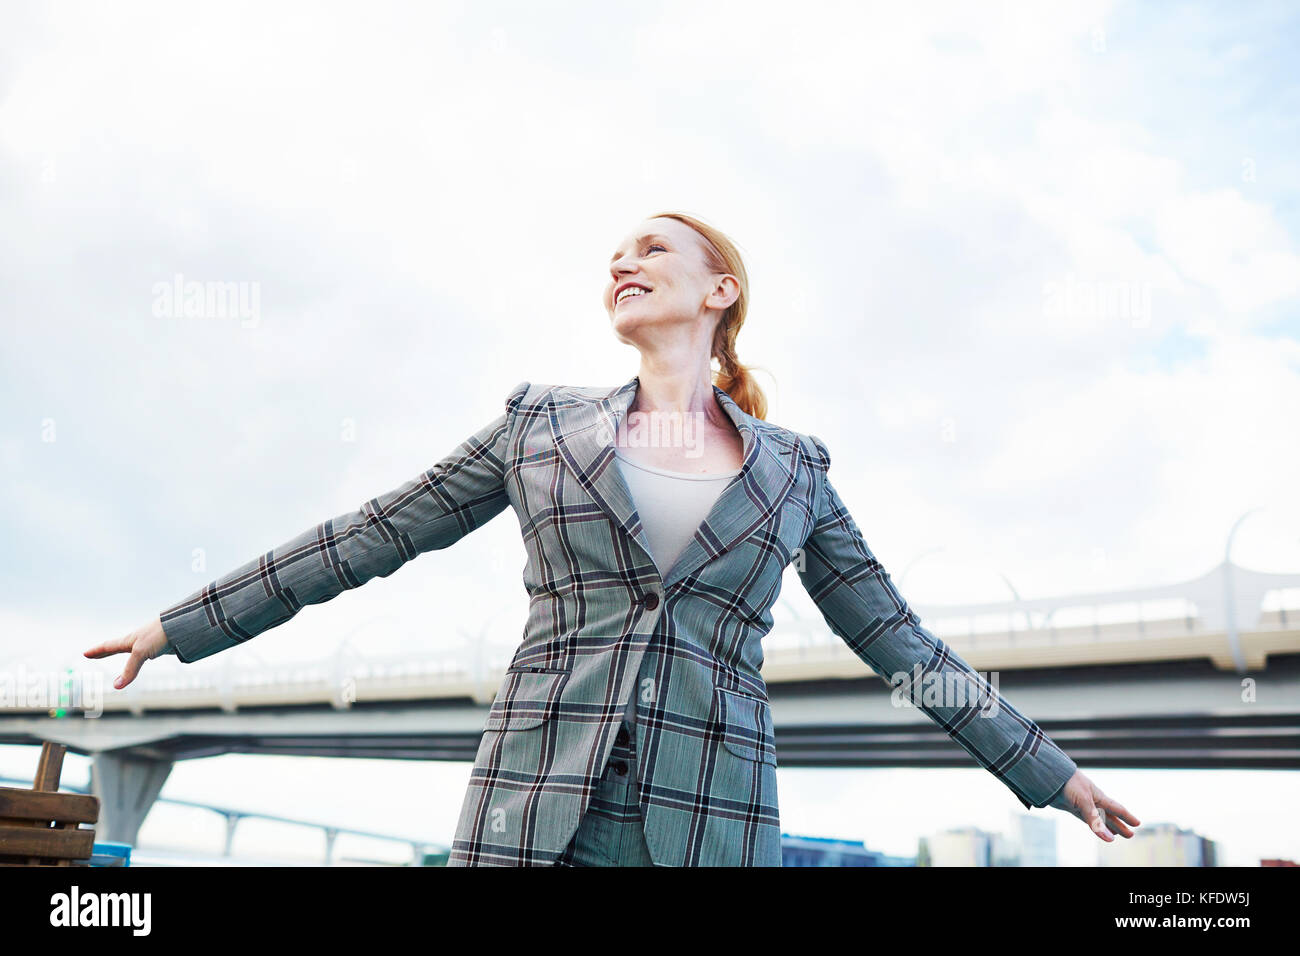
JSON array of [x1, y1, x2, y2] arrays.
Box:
[[615, 288, 652, 307]]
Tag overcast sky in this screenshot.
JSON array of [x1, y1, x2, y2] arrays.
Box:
[[1, 0, 1298, 866]]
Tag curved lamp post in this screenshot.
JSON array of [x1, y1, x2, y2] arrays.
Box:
[[1223, 507, 1265, 674], [899, 547, 1026, 634]]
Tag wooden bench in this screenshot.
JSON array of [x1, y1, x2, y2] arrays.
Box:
[[0, 742, 100, 866]]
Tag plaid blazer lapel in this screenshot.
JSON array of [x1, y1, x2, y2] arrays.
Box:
[[548, 374, 801, 589], [662, 386, 799, 588], [547, 375, 652, 567]]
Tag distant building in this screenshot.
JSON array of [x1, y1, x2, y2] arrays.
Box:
[[1007, 811, 1058, 867], [780, 833, 915, 867], [1098, 822, 1218, 867], [990, 831, 1019, 867], [925, 827, 994, 867], [919, 815, 1058, 867]]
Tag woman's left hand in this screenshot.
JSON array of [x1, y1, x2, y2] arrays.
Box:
[[1048, 769, 1141, 842]]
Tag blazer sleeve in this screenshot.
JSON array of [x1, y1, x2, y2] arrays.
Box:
[[158, 381, 531, 665], [794, 434, 1077, 810]]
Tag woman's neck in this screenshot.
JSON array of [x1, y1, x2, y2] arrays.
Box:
[[631, 359, 728, 430]]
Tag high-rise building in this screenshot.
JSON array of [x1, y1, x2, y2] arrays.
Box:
[[1098, 822, 1218, 867], [1007, 810, 1058, 867], [926, 827, 994, 867]]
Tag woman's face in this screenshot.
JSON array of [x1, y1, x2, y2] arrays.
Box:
[[604, 217, 734, 345]]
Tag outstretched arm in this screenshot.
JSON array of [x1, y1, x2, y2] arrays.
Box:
[[794, 434, 1078, 812], [87, 381, 530, 682]]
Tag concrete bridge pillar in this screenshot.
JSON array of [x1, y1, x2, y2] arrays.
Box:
[[90, 750, 174, 846], [222, 812, 245, 856]]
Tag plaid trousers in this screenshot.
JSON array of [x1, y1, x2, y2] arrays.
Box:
[[554, 718, 655, 867]]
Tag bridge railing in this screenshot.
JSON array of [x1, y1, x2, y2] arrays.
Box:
[[6, 562, 1299, 714], [922, 564, 1298, 639], [0, 772, 447, 865], [759, 561, 1300, 670]]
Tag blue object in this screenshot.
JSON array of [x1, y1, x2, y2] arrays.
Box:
[[89, 842, 131, 867]]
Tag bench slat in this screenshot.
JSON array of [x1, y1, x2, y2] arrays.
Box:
[[0, 789, 100, 824], [0, 823, 95, 859]]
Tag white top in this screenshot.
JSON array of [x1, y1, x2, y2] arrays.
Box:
[[613, 448, 742, 725]]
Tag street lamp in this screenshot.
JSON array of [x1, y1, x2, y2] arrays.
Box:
[[1223, 507, 1265, 674], [899, 547, 1028, 635]]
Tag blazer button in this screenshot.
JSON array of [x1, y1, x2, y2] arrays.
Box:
[[610, 760, 628, 776], [641, 592, 660, 611]]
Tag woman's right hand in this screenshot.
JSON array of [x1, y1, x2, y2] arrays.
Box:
[[84, 615, 174, 689]]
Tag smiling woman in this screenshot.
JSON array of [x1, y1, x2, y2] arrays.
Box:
[[84, 209, 1137, 867], [605, 213, 768, 423]]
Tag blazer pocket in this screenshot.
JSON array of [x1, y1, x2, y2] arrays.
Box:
[[484, 668, 570, 731], [714, 687, 778, 766]]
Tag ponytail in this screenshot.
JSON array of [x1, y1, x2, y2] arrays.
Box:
[[711, 316, 769, 421]]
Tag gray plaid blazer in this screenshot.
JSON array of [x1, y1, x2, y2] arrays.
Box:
[[159, 375, 1078, 866]]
